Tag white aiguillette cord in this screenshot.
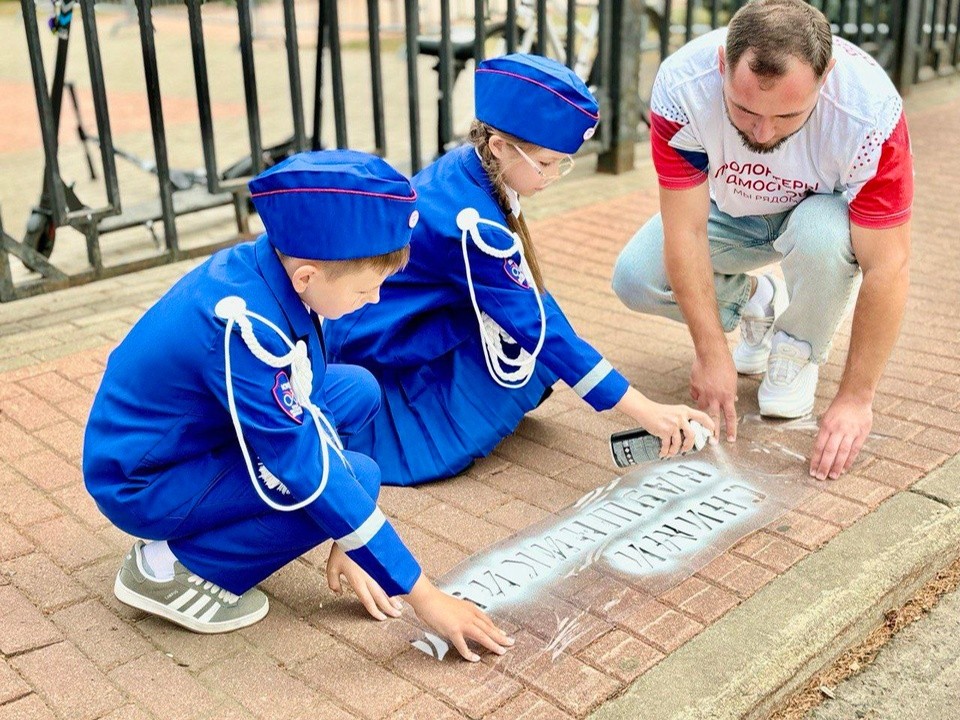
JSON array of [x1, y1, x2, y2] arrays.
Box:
[[456, 207, 547, 389], [214, 296, 347, 512]]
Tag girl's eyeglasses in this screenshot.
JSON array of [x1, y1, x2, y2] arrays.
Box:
[[511, 144, 575, 182]]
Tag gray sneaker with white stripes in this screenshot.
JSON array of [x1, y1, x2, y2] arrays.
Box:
[[114, 540, 269, 633]]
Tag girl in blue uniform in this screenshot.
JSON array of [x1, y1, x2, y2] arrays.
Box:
[[325, 54, 713, 486]]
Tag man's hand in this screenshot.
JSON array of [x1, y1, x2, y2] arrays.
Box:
[[406, 576, 514, 662], [690, 350, 739, 442], [810, 394, 873, 480], [326, 542, 403, 621]]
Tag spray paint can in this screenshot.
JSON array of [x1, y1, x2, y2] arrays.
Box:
[[610, 421, 711, 468]]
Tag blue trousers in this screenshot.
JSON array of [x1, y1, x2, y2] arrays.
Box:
[[160, 365, 382, 594]]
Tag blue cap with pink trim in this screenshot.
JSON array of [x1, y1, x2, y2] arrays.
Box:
[[249, 150, 419, 260], [475, 53, 599, 154]]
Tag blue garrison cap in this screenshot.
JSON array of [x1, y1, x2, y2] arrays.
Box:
[[475, 54, 599, 154], [249, 150, 418, 261]]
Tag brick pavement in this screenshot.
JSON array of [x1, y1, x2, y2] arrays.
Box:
[[2, 53, 960, 720]]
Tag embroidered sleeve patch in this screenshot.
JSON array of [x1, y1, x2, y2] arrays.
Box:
[[503, 258, 531, 289], [272, 370, 304, 423]]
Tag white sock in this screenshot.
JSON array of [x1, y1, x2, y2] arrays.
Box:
[[141, 540, 177, 581], [772, 330, 812, 359], [745, 274, 775, 317]]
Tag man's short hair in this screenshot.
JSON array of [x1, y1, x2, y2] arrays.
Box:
[[726, 0, 833, 79]]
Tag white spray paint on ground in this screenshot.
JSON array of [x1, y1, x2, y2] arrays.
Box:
[[413, 441, 818, 662]]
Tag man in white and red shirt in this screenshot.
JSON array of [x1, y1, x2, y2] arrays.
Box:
[[612, 0, 912, 481]]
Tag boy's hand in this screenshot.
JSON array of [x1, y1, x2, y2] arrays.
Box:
[[326, 543, 403, 620], [406, 575, 514, 662]]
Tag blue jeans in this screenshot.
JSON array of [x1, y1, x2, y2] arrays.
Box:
[[611, 193, 861, 363]]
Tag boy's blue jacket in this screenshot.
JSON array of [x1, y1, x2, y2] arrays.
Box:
[[325, 145, 629, 484], [83, 237, 421, 596]]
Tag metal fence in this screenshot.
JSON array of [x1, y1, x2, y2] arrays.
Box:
[[3, 0, 956, 302]]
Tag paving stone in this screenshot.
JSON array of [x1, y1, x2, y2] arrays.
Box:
[[0, 523, 33, 562], [0, 392, 67, 432], [695, 552, 777, 599], [93, 706, 158, 720], [818, 473, 897, 508], [51, 481, 112, 531], [23, 514, 112, 571], [200, 650, 337, 720], [10, 642, 124, 720], [299, 644, 420, 720], [493, 435, 583, 479], [578, 628, 664, 683], [0, 585, 62, 655], [1, 553, 88, 611], [50, 600, 152, 672], [408, 502, 512, 554], [484, 465, 583, 513], [608, 597, 703, 654], [494, 632, 620, 716], [0, 694, 57, 720], [423, 476, 512, 517], [484, 690, 576, 720], [238, 601, 341, 666], [312, 598, 420, 663], [391, 647, 523, 719], [387, 693, 466, 720], [860, 458, 924, 489], [767, 510, 842, 550], [0, 659, 31, 706], [10, 449, 82, 491], [658, 576, 741, 624], [31, 420, 84, 464], [796, 491, 871, 529], [483, 498, 554, 532], [377, 486, 440, 522], [108, 652, 219, 720], [390, 521, 468, 579], [18, 372, 86, 403], [0, 421, 42, 462], [0, 476, 62, 528], [135, 615, 247, 672], [257, 558, 327, 617]]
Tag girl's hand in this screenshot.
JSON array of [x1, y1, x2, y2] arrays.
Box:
[[615, 387, 716, 458], [326, 543, 403, 621], [406, 576, 514, 662]]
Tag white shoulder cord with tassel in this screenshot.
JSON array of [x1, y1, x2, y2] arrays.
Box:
[[214, 296, 348, 512], [456, 208, 546, 389]]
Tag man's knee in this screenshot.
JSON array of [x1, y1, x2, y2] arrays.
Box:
[[612, 220, 669, 313], [780, 195, 855, 265]]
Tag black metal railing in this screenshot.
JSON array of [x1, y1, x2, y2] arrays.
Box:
[[3, 0, 956, 302]]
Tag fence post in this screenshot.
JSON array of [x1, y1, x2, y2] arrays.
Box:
[[597, 0, 644, 174], [892, 0, 923, 93]]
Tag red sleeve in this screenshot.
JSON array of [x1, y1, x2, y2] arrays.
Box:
[[848, 113, 913, 229], [650, 112, 709, 190]]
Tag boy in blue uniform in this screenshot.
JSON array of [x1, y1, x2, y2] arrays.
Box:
[[83, 151, 512, 662], [326, 55, 714, 486]]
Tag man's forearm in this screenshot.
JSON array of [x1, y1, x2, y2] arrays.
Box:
[[838, 264, 909, 402]]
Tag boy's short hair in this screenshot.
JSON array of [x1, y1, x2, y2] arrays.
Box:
[[279, 245, 410, 280]]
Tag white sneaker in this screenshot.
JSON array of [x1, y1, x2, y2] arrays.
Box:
[[758, 333, 818, 418], [733, 274, 789, 375]]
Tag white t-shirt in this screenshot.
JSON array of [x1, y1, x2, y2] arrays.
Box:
[[650, 28, 913, 229]]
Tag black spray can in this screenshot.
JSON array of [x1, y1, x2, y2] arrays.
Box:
[[610, 421, 710, 468]]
